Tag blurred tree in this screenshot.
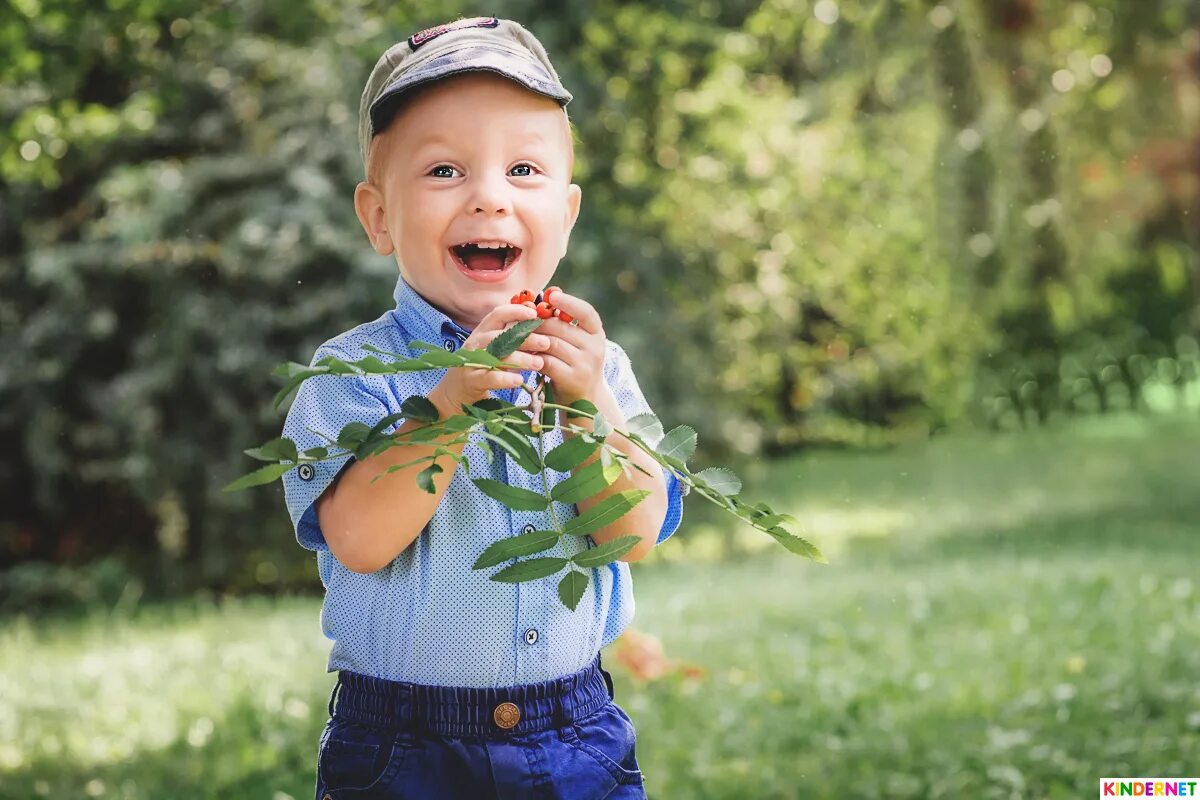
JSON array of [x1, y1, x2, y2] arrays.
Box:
[[1, 0, 1196, 595]]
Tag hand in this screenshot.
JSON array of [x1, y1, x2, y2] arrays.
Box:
[[534, 290, 607, 406], [428, 303, 553, 415]]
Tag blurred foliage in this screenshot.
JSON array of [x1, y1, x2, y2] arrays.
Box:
[[1, 0, 1197, 592]]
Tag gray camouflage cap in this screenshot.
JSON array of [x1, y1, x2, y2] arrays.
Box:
[[358, 17, 573, 176]]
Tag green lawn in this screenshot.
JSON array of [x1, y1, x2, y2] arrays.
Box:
[[3, 414, 1199, 799]]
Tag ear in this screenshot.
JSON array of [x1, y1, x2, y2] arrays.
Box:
[[560, 183, 582, 258], [354, 181, 394, 256]]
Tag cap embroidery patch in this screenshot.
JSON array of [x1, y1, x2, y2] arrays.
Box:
[[409, 17, 499, 50]]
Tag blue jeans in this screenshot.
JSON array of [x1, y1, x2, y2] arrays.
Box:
[[314, 654, 647, 799]]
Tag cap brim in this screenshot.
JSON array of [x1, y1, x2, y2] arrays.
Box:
[[369, 45, 572, 136]]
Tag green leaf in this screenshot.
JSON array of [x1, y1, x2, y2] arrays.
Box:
[[222, 461, 295, 492], [472, 478, 549, 511], [625, 412, 664, 444], [563, 489, 650, 537], [272, 367, 327, 410], [441, 415, 479, 433], [355, 355, 396, 374], [487, 318, 544, 359], [490, 557, 568, 583], [765, 526, 827, 563], [302, 446, 329, 459], [544, 436, 600, 472], [592, 412, 613, 440], [368, 412, 406, 440], [557, 570, 589, 610], [401, 395, 440, 422], [473, 529, 560, 570], [656, 425, 697, 464], [416, 463, 444, 494], [694, 466, 741, 496], [472, 429, 542, 474], [271, 360, 312, 379], [566, 399, 599, 419], [551, 457, 622, 504], [336, 421, 371, 451], [471, 398, 508, 414], [456, 349, 504, 368], [315, 354, 361, 375], [572, 535, 642, 568], [413, 350, 469, 368], [491, 426, 543, 474], [243, 437, 298, 463]]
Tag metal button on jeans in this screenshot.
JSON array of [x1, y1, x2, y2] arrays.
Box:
[[524, 628, 539, 645], [493, 702, 520, 729]]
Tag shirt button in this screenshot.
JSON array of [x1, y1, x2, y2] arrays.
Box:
[[522, 523, 536, 535], [297, 463, 315, 482], [524, 628, 539, 645], [443, 338, 457, 351]]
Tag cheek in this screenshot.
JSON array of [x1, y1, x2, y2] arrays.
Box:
[[398, 195, 454, 249]]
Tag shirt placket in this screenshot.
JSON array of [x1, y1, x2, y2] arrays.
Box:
[[442, 323, 548, 682]]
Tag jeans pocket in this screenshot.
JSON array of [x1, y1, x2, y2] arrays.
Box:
[[565, 702, 644, 786], [317, 719, 409, 797]]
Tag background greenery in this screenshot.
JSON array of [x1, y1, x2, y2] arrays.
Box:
[[2, 0, 1197, 796]]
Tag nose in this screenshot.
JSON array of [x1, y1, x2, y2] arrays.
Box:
[[465, 171, 509, 217]]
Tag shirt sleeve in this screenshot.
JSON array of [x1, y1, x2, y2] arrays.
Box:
[[604, 340, 686, 547], [280, 344, 404, 552]]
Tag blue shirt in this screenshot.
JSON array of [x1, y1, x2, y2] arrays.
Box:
[[281, 275, 685, 688]]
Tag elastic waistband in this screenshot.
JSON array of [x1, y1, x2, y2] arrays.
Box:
[[329, 655, 615, 738]]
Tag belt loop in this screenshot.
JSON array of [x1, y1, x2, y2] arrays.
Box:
[[598, 654, 615, 700], [328, 675, 343, 717]]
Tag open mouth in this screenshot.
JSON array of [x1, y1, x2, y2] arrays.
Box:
[[450, 240, 522, 273]]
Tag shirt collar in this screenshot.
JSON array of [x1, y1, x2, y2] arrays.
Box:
[[392, 274, 473, 349]]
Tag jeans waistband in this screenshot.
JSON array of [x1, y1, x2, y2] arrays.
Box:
[[329, 654, 615, 738]]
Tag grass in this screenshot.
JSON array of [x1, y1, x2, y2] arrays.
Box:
[[2, 413, 1199, 799]]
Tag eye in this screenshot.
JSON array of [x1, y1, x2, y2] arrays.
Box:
[[429, 164, 460, 178], [509, 163, 538, 177]]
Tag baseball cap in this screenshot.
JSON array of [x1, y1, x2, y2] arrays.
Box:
[[358, 17, 573, 176]]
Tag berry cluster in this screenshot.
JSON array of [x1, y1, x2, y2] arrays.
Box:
[[510, 286, 574, 323]]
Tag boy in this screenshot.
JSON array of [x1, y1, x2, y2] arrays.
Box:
[[280, 16, 686, 800]]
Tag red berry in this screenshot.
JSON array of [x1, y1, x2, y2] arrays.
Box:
[[543, 286, 561, 304], [535, 301, 554, 319], [517, 289, 536, 304], [555, 308, 574, 324], [510, 293, 521, 304]]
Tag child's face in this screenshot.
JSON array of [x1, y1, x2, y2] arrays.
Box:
[[355, 72, 582, 330]]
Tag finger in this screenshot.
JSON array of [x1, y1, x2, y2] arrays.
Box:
[[482, 372, 528, 392], [500, 350, 545, 372], [544, 292, 602, 335], [517, 333, 552, 353], [539, 334, 582, 364], [477, 328, 550, 358], [538, 317, 592, 348], [478, 302, 539, 334], [538, 353, 573, 386]]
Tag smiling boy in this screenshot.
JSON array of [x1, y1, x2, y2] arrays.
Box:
[[280, 16, 685, 800]]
